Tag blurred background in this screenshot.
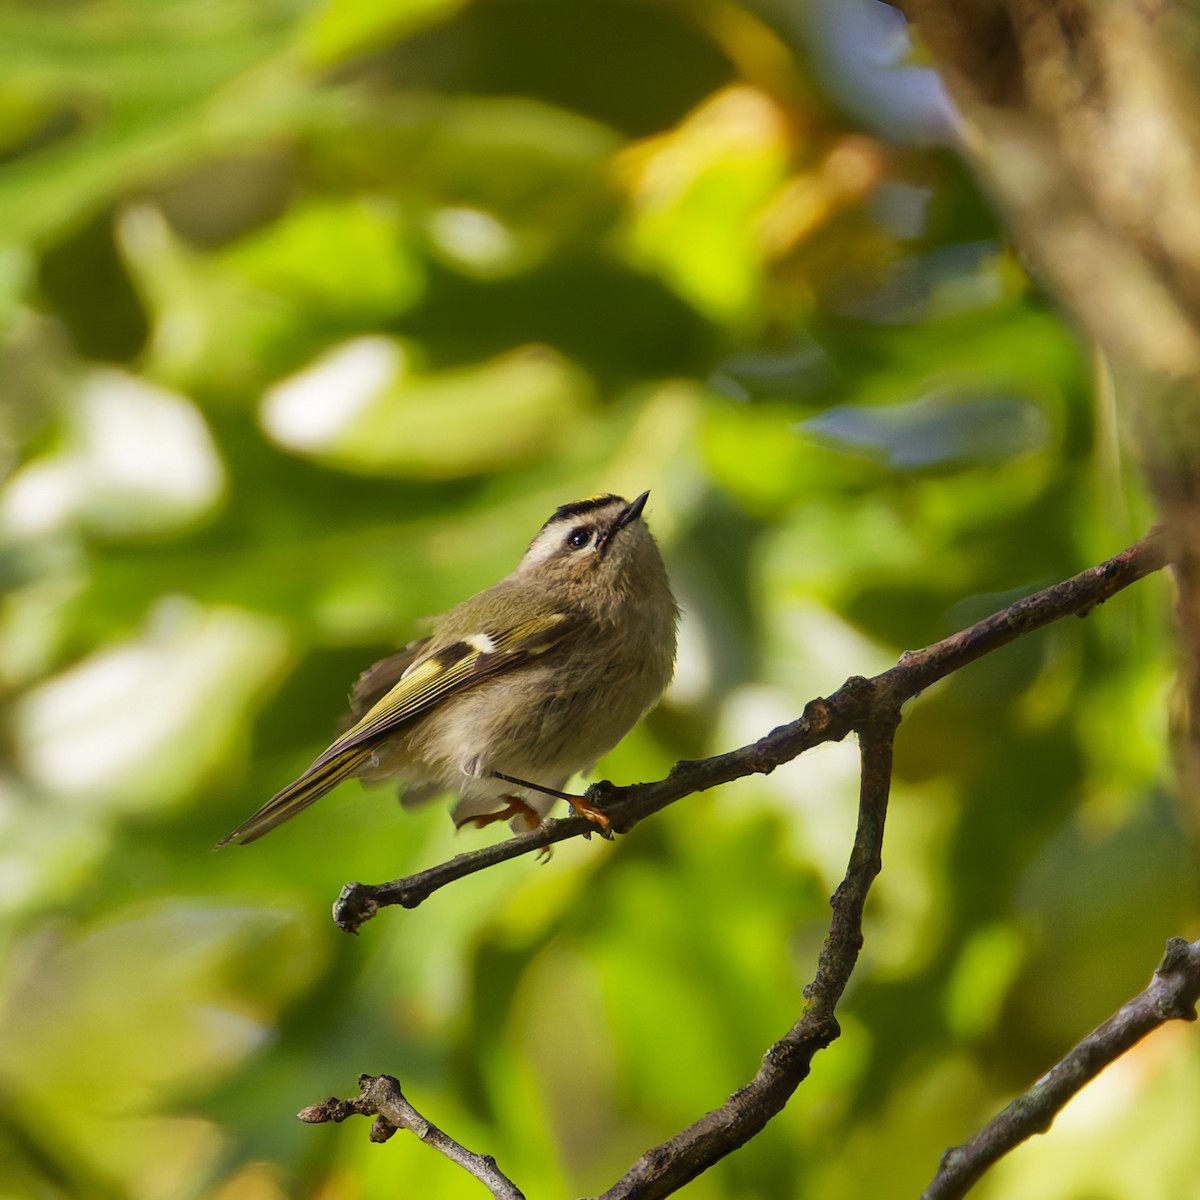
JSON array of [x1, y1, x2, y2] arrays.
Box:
[[0, 1, 1192, 1198]]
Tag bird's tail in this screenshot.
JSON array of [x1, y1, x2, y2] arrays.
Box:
[[217, 745, 376, 847]]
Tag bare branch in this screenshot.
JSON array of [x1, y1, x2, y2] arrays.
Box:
[[298, 1073, 525, 1200], [922, 937, 1200, 1200], [310, 530, 1175, 1199], [334, 528, 1169, 934], [587, 711, 899, 1200]]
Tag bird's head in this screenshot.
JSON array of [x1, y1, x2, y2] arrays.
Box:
[[516, 491, 667, 606]]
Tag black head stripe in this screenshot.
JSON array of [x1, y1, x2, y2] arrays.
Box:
[[543, 494, 623, 530]]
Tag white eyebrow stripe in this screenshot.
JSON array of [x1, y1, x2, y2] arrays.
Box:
[[522, 524, 566, 566], [464, 632, 496, 654]]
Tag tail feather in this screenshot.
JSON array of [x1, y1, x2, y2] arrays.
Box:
[[217, 745, 375, 847]]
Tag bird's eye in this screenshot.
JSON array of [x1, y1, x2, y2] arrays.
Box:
[[567, 526, 591, 549]]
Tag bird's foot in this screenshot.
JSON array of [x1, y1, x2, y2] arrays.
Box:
[[487, 770, 613, 837], [468, 796, 541, 831], [566, 791, 613, 838]]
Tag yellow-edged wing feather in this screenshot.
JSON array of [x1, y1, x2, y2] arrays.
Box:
[[217, 612, 579, 846]]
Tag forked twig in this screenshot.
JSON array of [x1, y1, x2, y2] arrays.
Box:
[[299, 1073, 525, 1200], [303, 530, 1176, 1200]]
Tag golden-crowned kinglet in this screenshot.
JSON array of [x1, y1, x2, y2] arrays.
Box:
[[219, 492, 677, 845]]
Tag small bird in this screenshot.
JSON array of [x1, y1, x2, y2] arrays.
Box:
[[218, 492, 678, 846]]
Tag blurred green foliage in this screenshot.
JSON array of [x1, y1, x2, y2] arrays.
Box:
[[0, 2, 1193, 1199]]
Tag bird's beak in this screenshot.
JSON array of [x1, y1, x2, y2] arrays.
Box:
[[596, 490, 649, 558], [614, 490, 650, 531]]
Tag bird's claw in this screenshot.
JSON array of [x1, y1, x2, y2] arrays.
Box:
[[569, 795, 614, 839]]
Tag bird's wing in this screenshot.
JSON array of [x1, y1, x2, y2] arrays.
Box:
[[217, 611, 580, 846], [342, 637, 432, 728], [331, 611, 579, 753]]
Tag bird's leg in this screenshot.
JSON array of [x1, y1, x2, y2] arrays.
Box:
[[465, 797, 557, 862], [467, 796, 541, 831], [490, 771, 612, 833]]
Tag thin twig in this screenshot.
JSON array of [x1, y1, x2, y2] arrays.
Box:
[[588, 708, 899, 1200], [310, 530, 1175, 1199], [922, 937, 1200, 1200], [334, 527, 1169, 934], [298, 1073, 525, 1200]]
